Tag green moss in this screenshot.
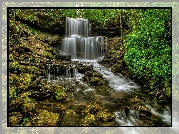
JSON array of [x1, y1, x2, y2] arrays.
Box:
[[9, 87, 17, 100], [10, 61, 20, 70], [22, 96, 35, 112], [83, 114, 96, 126], [83, 102, 101, 115], [18, 73, 32, 91], [44, 51, 52, 58], [32, 110, 59, 126], [165, 87, 171, 98], [9, 112, 23, 126], [53, 86, 67, 101], [90, 77, 104, 86]]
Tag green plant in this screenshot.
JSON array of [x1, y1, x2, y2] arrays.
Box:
[[53, 86, 67, 101], [59, 9, 121, 27], [123, 9, 171, 90]]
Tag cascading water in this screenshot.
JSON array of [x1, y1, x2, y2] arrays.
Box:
[[60, 17, 106, 60], [45, 17, 171, 127]]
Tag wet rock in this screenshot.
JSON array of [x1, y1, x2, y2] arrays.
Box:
[[130, 96, 143, 103], [90, 77, 104, 86], [92, 71, 103, 78], [85, 71, 93, 77], [134, 104, 152, 119], [95, 86, 111, 94], [124, 107, 130, 117]]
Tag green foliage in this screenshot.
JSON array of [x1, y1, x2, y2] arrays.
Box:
[[9, 87, 17, 100], [124, 9, 171, 88], [22, 96, 35, 112], [10, 61, 19, 70], [53, 85, 67, 101], [60, 9, 121, 27], [9, 73, 32, 94]]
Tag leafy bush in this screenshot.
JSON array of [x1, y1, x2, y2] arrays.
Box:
[[53, 85, 67, 101], [59, 9, 121, 27], [123, 9, 171, 89]]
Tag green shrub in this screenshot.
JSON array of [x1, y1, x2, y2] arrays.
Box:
[[124, 9, 171, 89], [53, 86, 67, 101], [59, 9, 121, 27]]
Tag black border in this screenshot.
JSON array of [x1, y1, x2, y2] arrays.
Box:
[[7, 6, 172, 127]]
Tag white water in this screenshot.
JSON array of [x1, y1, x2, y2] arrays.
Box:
[[49, 17, 172, 128], [61, 17, 106, 60], [93, 62, 139, 91]]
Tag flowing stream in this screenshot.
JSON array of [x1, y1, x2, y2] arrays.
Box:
[[45, 17, 171, 126]]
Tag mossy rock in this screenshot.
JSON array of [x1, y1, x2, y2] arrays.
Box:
[[165, 87, 171, 98], [111, 66, 116, 73], [110, 50, 117, 54], [14, 9, 65, 34], [95, 86, 110, 94], [83, 102, 102, 115], [22, 97, 35, 112], [92, 72, 103, 78], [134, 104, 152, 119], [9, 87, 17, 100], [16, 73, 32, 92], [90, 77, 104, 86], [53, 85, 67, 101], [85, 71, 93, 77], [96, 110, 114, 122], [82, 114, 96, 126], [9, 112, 23, 126], [62, 109, 78, 126], [32, 110, 59, 126]]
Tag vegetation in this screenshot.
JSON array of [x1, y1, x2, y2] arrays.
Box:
[[60, 9, 121, 27], [53, 86, 67, 101], [123, 9, 171, 96], [7, 8, 172, 128]]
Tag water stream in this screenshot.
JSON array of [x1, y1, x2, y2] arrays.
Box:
[[45, 17, 171, 126]]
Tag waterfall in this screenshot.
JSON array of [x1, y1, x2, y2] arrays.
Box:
[[46, 65, 78, 82], [60, 17, 105, 60], [47, 17, 106, 81]]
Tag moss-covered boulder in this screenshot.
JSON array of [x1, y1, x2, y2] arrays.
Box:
[[22, 97, 35, 113], [53, 85, 67, 101], [76, 64, 93, 73], [82, 102, 115, 126], [9, 112, 23, 126], [95, 86, 111, 95], [85, 71, 93, 77], [32, 110, 59, 126], [90, 77, 104, 86], [82, 114, 96, 126], [92, 72, 103, 78]]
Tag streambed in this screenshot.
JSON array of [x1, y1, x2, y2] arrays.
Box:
[[33, 17, 171, 126], [38, 58, 171, 126]]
